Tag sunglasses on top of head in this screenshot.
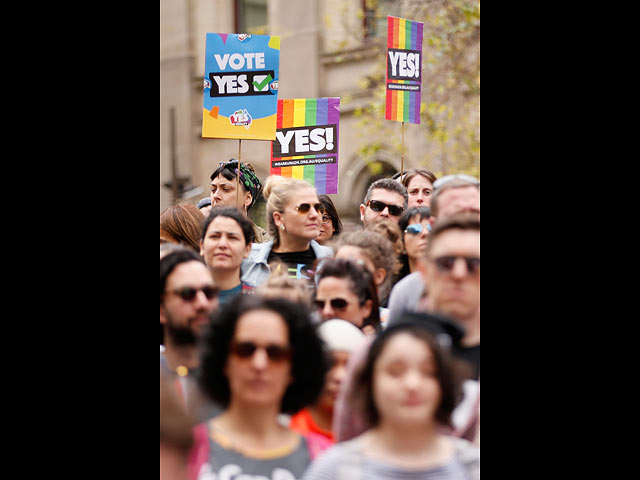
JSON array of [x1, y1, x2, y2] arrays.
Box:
[[366, 199, 404, 217], [170, 285, 219, 301], [295, 202, 325, 214]]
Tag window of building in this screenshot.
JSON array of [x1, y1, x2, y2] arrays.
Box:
[[235, 0, 268, 34], [363, 0, 401, 39]]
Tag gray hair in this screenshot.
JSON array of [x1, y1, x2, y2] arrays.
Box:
[[363, 178, 408, 207]]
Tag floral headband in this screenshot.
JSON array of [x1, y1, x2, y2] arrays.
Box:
[[218, 159, 262, 209]]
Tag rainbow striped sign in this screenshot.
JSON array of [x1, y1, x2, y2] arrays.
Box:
[[270, 98, 340, 194], [385, 16, 423, 124]]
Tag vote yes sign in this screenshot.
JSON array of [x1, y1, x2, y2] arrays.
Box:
[[202, 33, 280, 140], [385, 16, 423, 124], [270, 98, 340, 194]]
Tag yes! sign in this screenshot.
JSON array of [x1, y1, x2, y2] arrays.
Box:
[[202, 33, 280, 140], [270, 98, 340, 194], [385, 16, 423, 124]]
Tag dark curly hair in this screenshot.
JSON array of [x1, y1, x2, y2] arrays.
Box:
[[315, 257, 382, 333], [351, 317, 466, 429], [198, 294, 330, 414]]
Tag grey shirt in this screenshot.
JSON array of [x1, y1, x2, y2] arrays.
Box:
[[386, 272, 425, 327], [302, 436, 479, 480], [194, 432, 314, 480]]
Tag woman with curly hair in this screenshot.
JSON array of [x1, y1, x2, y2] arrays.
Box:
[[188, 295, 331, 480]]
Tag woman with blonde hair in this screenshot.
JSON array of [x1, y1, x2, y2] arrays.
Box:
[[241, 176, 333, 289]]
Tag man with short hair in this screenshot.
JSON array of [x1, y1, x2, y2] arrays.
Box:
[[359, 178, 408, 227], [418, 214, 480, 377], [430, 175, 480, 220], [386, 175, 480, 327], [160, 248, 222, 422]]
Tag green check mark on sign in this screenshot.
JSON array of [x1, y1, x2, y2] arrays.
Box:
[[252, 74, 273, 92]]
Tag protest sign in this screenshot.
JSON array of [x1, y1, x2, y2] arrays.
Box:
[[202, 33, 280, 140], [385, 16, 423, 124], [270, 98, 340, 194]]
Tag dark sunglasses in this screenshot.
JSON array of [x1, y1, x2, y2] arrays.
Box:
[[295, 202, 325, 214], [314, 298, 350, 310], [432, 256, 480, 274], [170, 285, 218, 301], [229, 341, 292, 362], [367, 199, 404, 216], [405, 223, 431, 235]]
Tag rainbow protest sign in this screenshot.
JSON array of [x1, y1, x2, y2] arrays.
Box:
[[270, 98, 340, 194], [385, 16, 423, 124], [202, 33, 280, 140]]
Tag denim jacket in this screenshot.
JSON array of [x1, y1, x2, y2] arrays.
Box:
[[240, 239, 334, 288]]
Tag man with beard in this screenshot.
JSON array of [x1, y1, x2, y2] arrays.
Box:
[[160, 247, 222, 422]]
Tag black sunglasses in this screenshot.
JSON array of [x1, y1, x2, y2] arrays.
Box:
[[229, 341, 293, 362], [295, 202, 325, 214], [432, 256, 480, 274], [170, 285, 218, 301], [314, 298, 350, 310], [367, 199, 404, 216]]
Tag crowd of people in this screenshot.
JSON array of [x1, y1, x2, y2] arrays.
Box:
[[160, 160, 480, 479]]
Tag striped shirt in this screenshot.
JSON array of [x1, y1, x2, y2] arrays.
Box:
[[302, 436, 479, 480]]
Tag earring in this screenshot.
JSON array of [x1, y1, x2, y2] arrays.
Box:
[[280, 224, 286, 231]]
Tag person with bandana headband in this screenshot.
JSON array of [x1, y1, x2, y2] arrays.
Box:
[[209, 159, 268, 243]]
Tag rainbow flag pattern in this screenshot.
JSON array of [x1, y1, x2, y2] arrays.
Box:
[[270, 98, 340, 194], [385, 16, 423, 124]]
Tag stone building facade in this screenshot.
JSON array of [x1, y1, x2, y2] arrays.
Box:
[[160, 0, 454, 225]]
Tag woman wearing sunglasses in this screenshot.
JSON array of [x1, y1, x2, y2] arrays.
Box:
[[314, 257, 382, 336], [188, 295, 331, 480], [241, 176, 334, 289], [200, 206, 255, 305], [397, 206, 433, 281], [303, 319, 479, 480], [209, 159, 267, 243]]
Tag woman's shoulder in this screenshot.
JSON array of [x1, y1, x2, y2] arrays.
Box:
[[301, 437, 364, 479], [310, 240, 333, 258], [448, 435, 480, 478]]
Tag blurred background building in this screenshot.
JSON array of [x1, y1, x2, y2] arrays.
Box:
[[160, 0, 480, 226]]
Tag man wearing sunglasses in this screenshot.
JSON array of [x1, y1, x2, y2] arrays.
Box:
[[388, 213, 480, 381], [387, 175, 480, 326], [160, 248, 222, 422], [359, 178, 408, 228]]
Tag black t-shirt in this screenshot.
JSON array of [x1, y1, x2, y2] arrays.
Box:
[[454, 344, 480, 381], [267, 248, 318, 281]]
